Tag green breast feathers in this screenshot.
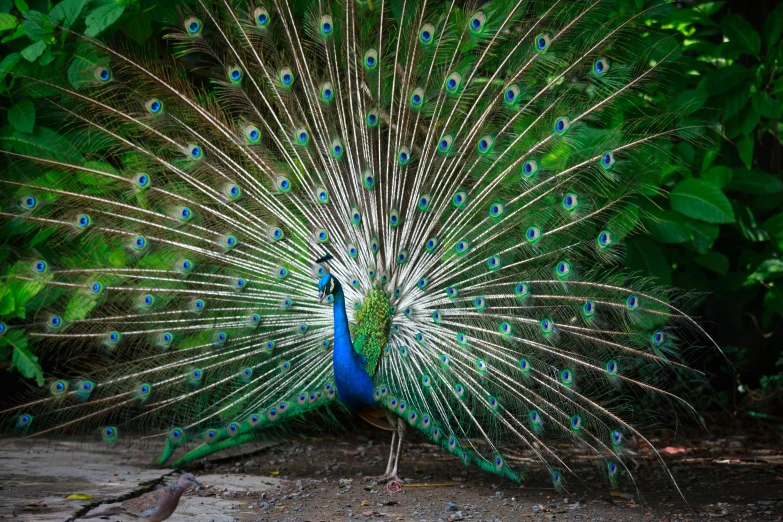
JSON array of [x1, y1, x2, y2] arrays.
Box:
[[352, 288, 392, 377]]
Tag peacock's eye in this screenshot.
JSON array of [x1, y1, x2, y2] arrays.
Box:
[[504, 84, 520, 104], [419, 23, 435, 44], [469, 11, 486, 33], [228, 65, 243, 82], [319, 15, 333, 36], [145, 98, 163, 113], [187, 144, 202, 159], [593, 57, 610, 76], [364, 48, 378, 69], [554, 117, 570, 135], [94, 66, 112, 82], [254, 7, 270, 27], [535, 33, 551, 52], [477, 135, 494, 154], [410, 88, 424, 109], [279, 67, 294, 86], [185, 16, 202, 35], [438, 135, 453, 153]]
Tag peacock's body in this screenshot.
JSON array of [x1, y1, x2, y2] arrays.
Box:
[[0, 0, 714, 491]]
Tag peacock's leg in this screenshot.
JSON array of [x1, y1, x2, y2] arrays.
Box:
[[364, 417, 405, 484]]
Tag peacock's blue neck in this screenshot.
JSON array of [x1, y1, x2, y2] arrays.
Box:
[[331, 286, 376, 410]]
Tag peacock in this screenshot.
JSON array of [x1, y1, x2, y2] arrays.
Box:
[[0, 0, 717, 492]]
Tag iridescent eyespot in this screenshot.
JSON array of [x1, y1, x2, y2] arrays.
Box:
[[475, 359, 487, 373], [446, 286, 459, 298], [352, 206, 362, 226], [583, 300, 596, 317], [364, 48, 378, 69], [417, 277, 429, 289], [560, 368, 574, 385], [593, 57, 610, 76], [535, 33, 551, 52], [389, 208, 400, 227], [522, 159, 539, 178], [419, 23, 435, 44], [227, 65, 243, 83], [47, 315, 62, 329], [191, 369, 203, 380], [562, 193, 579, 211], [185, 16, 202, 35], [254, 7, 270, 27], [315, 229, 329, 243], [440, 353, 450, 366], [489, 202, 504, 219], [570, 415, 582, 430], [158, 331, 173, 347], [75, 214, 91, 228], [347, 243, 358, 258], [499, 321, 513, 336], [397, 146, 410, 165], [366, 108, 380, 127], [316, 187, 329, 203], [170, 428, 184, 441], [132, 173, 150, 189], [555, 260, 572, 278], [139, 294, 155, 307], [319, 15, 333, 36], [176, 258, 193, 273], [233, 277, 246, 290], [276, 176, 292, 192], [652, 330, 665, 345], [176, 206, 193, 222], [518, 358, 531, 373], [417, 193, 431, 211], [295, 128, 309, 146], [190, 298, 205, 312], [51, 380, 68, 395], [554, 117, 570, 135], [276, 266, 289, 279], [22, 195, 37, 209], [487, 255, 501, 270], [32, 260, 47, 273], [600, 151, 615, 169], [90, 281, 102, 294], [477, 135, 494, 154], [187, 144, 202, 159], [540, 318, 554, 334], [244, 124, 261, 143], [145, 98, 163, 113], [320, 81, 334, 103], [438, 134, 453, 153], [221, 234, 237, 249], [606, 360, 618, 375], [525, 226, 542, 243], [455, 383, 465, 397], [469, 11, 486, 33], [473, 296, 486, 311], [410, 87, 424, 109], [396, 249, 408, 264], [94, 66, 111, 82], [279, 67, 294, 86], [363, 169, 375, 189], [425, 236, 439, 253], [444, 71, 461, 94], [223, 183, 242, 201], [514, 282, 530, 298], [626, 295, 640, 310], [504, 84, 520, 105], [452, 190, 467, 208], [612, 430, 623, 444], [597, 230, 613, 248], [249, 313, 260, 324]]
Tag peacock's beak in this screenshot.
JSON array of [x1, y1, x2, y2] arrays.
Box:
[[318, 290, 325, 304]]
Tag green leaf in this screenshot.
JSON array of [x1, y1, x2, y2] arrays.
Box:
[[641, 207, 693, 243], [0, 12, 17, 31], [671, 89, 708, 116], [49, 0, 89, 30], [727, 169, 783, 194], [20, 39, 45, 62], [724, 103, 760, 139], [722, 14, 761, 56], [625, 237, 672, 286], [1, 126, 84, 163], [670, 178, 735, 224], [764, 2, 783, 48], [701, 166, 732, 188], [737, 135, 754, 170], [701, 64, 754, 96], [751, 91, 782, 119], [84, 4, 125, 37], [14, 0, 28, 13], [22, 10, 51, 41], [0, 51, 20, 81], [747, 259, 783, 283], [763, 212, 783, 239], [681, 217, 720, 254], [10, 342, 44, 386], [7, 100, 35, 133], [695, 252, 729, 276], [733, 202, 769, 242]]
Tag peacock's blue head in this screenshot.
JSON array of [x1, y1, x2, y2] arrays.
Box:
[[318, 273, 341, 303]]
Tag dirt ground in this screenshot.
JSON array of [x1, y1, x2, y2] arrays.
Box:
[[1, 423, 782, 522]]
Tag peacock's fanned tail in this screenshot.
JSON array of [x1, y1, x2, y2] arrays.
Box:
[[0, 0, 715, 493]]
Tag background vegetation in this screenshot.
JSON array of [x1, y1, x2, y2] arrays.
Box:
[[0, 0, 781, 421]]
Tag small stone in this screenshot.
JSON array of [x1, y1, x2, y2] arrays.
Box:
[[446, 502, 458, 512], [495, 491, 504, 499]]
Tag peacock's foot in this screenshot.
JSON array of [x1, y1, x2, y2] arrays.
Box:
[[363, 473, 403, 484]]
